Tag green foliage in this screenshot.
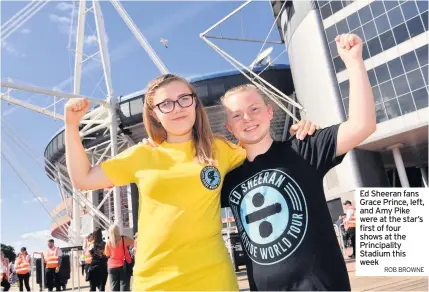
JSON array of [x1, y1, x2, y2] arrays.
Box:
[[1, 243, 17, 262]]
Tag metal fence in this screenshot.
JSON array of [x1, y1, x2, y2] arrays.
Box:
[[333, 224, 346, 256]]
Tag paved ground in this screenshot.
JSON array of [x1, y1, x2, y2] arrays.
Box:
[[8, 248, 428, 291]]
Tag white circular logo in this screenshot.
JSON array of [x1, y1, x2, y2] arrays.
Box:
[[229, 169, 308, 265], [240, 186, 289, 245]]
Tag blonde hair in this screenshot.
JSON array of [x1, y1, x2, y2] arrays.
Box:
[[108, 224, 121, 247], [143, 74, 217, 165], [220, 84, 269, 105]]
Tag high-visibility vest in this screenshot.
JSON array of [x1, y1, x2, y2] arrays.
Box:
[[15, 255, 30, 275], [84, 250, 92, 264], [346, 207, 356, 229], [45, 247, 59, 269]]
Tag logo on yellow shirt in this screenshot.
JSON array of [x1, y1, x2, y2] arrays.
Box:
[[200, 166, 221, 190]]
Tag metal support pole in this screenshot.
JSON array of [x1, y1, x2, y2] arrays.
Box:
[[76, 249, 81, 291], [93, 0, 122, 231], [110, 0, 169, 74], [200, 0, 252, 37], [388, 144, 410, 187], [202, 35, 283, 44], [392, 169, 396, 187], [282, 92, 295, 141], [0, 94, 64, 120], [74, 0, 87, 95], [0, 81, 106, 105], [71, 0, 87, 245], [71, 189, 82, 245]]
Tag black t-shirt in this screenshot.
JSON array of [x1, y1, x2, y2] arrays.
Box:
[[221, 124, 351, 291], [90, 241, 107, 267]]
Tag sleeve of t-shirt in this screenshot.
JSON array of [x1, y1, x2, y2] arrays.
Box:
[[216, 138, 246, 173], [100, 144, 152, 186], [57, 248, 63, 257], [291, 124, 346, 177]]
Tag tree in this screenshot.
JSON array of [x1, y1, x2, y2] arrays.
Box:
[[1, 243, 17, 262]]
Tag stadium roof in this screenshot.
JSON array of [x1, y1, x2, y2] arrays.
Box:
[[119, 64, 290, 102]]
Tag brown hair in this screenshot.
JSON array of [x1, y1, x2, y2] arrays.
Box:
[[143, 74, 216, 165]]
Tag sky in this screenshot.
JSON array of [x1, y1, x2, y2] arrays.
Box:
[[0, 0, 289, 255]]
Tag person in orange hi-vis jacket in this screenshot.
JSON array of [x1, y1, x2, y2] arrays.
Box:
[[42, 239, 63, 291], [15, 248, 31, 291]]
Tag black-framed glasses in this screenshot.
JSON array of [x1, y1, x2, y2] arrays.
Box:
[[154, 93, 195, 114]]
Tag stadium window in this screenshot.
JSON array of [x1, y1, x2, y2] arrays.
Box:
[[194, 84, 209, 99], [129, 98, 143, 116], [210, 82, 226, 98], [120, 102, 131, 118]]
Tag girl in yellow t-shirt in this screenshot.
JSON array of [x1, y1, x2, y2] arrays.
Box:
[[64, 74, 246, 290]]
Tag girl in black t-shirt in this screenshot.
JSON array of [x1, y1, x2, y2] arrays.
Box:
[[220, 33, 376, 291]]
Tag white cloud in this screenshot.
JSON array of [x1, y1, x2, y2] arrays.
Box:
[[20, 28, 31, 34], [1, 41, 19, 56], [49, 14, 71, 25], [10, 230, 71, 253], [49, 13, 74, 35], [23, 196, 48, 204], [21, 230, 50, 240], [84, 35, 98, 46], [56, 2, 74, 11]]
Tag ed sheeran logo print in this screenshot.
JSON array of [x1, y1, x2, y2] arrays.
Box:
[[229, 169, 308, 265]]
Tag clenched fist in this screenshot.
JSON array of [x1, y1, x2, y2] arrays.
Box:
[[64, 98, 90, 125], [335, 33, 363, 66]]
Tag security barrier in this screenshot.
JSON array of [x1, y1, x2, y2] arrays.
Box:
[[333, 224, 346, 256], [62, 246, 83, 291], [70, 248, 82, 291], [31, 252, 44, 291]]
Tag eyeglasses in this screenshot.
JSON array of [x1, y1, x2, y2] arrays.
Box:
[[154, 94, 195, 114]]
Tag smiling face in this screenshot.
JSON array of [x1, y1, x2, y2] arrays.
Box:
[[150, 80, 197, 141], [223, 88, 273, 145]]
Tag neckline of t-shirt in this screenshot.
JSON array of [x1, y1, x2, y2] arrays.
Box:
[[244, 140, 277, 164], [161, 139, 193, 149]]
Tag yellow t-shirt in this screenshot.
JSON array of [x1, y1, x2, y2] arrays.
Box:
[[100, 138, 246, 290]]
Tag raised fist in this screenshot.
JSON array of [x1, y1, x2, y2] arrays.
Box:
[[335, 33, 363, 65], [64, 98, 90, 125]]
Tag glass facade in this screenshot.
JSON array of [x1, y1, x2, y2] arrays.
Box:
[[319, 0, 428, 123]]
